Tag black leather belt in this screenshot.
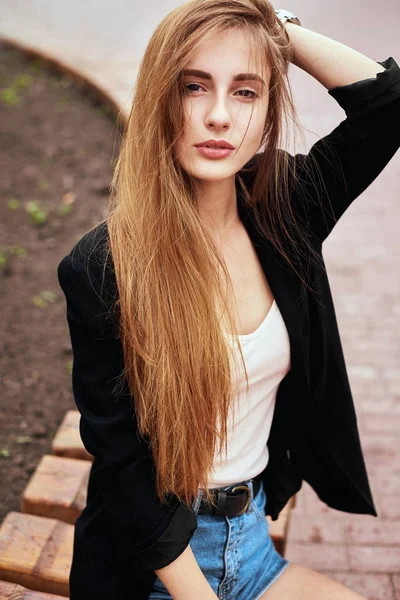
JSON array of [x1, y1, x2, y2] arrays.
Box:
[[197, 477, 261, 517]]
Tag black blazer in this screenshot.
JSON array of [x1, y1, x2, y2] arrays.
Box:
[[57, 56, 400, 600]]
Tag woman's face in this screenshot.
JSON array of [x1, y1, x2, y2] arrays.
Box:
[[174, 28, 270, 182]]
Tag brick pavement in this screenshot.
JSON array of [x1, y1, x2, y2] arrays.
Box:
[[286, 164, 400, 598], [1, 2, 399, 598]]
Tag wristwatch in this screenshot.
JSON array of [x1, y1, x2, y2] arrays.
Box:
[[274, 8, 302, 26]]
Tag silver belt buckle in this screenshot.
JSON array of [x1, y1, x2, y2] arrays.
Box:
[[230, 484, 251, 515]]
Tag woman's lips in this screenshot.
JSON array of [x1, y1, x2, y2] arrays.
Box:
[[195, 146, 234, 159]]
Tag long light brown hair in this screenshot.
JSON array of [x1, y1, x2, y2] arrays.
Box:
[[101, 0, 328, 510]]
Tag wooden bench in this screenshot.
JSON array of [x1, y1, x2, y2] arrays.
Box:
[[21, 454, 295, 555], [0, 513, 72, 597], [267, 495, 295, 556], [39, 408, 296, 555], [20, 450, 294, 555], [0, 501, 295, 597], [0, 408, 296, 597], [0, 505, 294, 599], [51, 411, 92, 461], [21, 455, 90, 525], [0, 580, 66, 599]]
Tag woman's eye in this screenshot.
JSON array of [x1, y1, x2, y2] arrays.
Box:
[[236, 89, 258, 99], [184, 83, 203, 93], [183, 84, 257, 99]]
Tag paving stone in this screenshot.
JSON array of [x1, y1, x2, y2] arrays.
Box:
[[392, 574, 400, 600], [347, 365, 378, 381], [318, 571, 394, 600], [369, 469, 400, 496], [379, 496, 400, 520], [360, 434, 400, 468], [362, 412, 400, 433], [345, 520, 400, 546], [382, 368, 400, 382], [348, 544, 400, 573], [285, 542, 349, 571], [388, 383, 400, 397], [288, 515, 346, 544], [361, 398, 400, 414]]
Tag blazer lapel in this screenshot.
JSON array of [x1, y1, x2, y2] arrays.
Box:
[[237, 194, 313, 412]]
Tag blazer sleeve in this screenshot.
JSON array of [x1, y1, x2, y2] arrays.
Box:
[[290, 56, 400, 244], [57, 249, 198, 571]]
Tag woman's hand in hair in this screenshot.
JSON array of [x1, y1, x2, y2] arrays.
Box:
[[282, 21, 386, 89]]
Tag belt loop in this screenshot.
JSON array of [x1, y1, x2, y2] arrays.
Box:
[[249, 478, 255, 503], [191, 489, 203, 514]]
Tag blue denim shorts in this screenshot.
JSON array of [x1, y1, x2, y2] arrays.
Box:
[[149, 478, 290, 600]]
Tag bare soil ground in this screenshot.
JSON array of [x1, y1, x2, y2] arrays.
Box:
[[0, 42, 121, 523]]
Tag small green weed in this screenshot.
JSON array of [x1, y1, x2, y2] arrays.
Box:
[[13, 73, 34, 91], [12, 245, 27, 258], [32, 290, 58, 308], [37, 177, 51, 191], [15, 436, 32, 444], [25, 200, 49, 225], [0, 87, 19, 105], [8, 198, 20, 210]]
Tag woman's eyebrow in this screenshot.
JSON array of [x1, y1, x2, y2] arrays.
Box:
[[182, 69, 265, 85]]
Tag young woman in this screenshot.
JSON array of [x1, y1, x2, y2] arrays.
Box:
[[57, 0, 400, 598]]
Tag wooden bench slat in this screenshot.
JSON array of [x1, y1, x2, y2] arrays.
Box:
[[0, 579, 66, 599], [0, 513, 72, 597], [51, 411, 92, 461], [21, 455, 90, 524]]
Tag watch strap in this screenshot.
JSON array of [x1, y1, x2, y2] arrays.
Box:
[[274, 8, 302, 27]]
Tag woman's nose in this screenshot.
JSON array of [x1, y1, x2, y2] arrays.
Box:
[[205, 94, 233, 129]]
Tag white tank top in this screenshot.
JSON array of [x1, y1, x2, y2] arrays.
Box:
[[205, 299, 291, 488]]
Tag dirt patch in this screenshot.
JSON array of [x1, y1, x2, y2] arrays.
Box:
[[0, 42, 122, 523]]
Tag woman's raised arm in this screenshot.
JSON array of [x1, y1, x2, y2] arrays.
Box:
[[284, 21, 386, 88], [280, 22, 400, 243]]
